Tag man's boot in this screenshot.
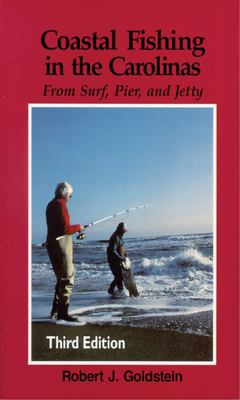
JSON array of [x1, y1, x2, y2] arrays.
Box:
[[57, 303, 79, 322]]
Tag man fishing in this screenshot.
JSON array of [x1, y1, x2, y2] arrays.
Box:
[[46, 181, 85, 321], [107, 222, 128, 296]]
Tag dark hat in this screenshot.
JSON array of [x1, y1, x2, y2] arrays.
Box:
[[116, 222, 128, 234], [117, 222, 125, 231]]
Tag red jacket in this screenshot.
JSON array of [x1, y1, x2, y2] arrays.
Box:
[[46, 197, 80, 241]]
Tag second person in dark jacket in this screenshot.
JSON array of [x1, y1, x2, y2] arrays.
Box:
[[107, 222, 128, 295]]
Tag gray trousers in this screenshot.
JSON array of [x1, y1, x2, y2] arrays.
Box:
[[47, 235, 74, 310]]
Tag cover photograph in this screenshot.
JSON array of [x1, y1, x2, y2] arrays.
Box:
[[30, 104, 215, 365], [1, 0, 239, 399]]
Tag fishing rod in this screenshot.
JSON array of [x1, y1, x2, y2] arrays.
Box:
[[55, 204, 152, 242], [80, 204, 151, 228], [75, 203, 152, 240]]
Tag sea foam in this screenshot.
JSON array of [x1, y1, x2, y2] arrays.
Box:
[[136, 248, 213, 276]]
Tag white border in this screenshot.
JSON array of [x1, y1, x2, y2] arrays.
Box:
[[28, 103, 217, 366]]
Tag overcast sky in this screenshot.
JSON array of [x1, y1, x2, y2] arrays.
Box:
[[31, 106, 213, 243]]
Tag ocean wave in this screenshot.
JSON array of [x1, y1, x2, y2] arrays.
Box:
[[135, 248, 213, 276], [75, 262, 109, 271], [32, 234, 213, 303]]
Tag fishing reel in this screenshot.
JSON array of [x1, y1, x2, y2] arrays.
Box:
[[76, 232, 86, 240], [76, 224, 89, 240]]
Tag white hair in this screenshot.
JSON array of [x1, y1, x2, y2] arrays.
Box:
[[55, 181, 73, 198]]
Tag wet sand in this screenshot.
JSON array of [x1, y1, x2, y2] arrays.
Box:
[[32, 311, 213, 362]]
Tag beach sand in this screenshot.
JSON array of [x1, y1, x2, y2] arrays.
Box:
[[32, 311, 213, 362]]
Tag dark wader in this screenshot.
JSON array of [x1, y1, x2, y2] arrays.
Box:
[[47, 235, 74, 318], [107, 244, 125, 292]]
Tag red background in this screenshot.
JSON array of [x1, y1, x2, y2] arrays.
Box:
[[1, 0, 239, 398]]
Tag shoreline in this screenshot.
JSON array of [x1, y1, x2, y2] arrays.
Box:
[[32, 311, 213, 362]]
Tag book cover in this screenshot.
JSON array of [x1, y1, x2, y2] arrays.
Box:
[[1, 0, 239, 399]]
